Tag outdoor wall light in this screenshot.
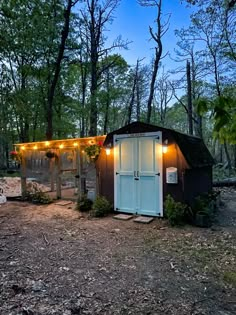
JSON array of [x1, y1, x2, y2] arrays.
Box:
[[105, 144, 112, 156], [73, 142, 78, 147], [105, 148, 111, 155], [33, 145, 37, 150], [162, 140, 168, 154], [21, 146, 25, 150], [59, 144, 64, 149], [45, 141, 50, 147]]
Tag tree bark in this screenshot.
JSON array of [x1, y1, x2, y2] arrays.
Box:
[[145, 0, 163, 123], [46, 0, 73, 140], [187, 60, 193, 135]]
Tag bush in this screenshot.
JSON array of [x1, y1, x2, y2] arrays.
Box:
[[23, 190, 52, 204], [164, 194, 187, 226], [22, 182, 52, 204], [91, 196, 113, 217], [76, 195, 93, 212], [192, 192, 218, 218]]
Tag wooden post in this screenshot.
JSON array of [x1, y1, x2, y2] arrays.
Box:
[[50, 158, 55, 192], [21, 150, 27, 198], [75, 145, 81, 198], [55, 151, 61, 199]]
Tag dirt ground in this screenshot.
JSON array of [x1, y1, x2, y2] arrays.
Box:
[[0, 189, 236, 315]]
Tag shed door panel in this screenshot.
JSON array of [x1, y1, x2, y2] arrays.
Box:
[[114, 133, 162, 216], [137, 137, 160, 215], [115, 138, 137, 213]]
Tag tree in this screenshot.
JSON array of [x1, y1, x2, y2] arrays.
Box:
[[138, 0, 169, 123], [153, 68, 173, 126], [45, 0, 80, 140], [79, 0, 128, 136]]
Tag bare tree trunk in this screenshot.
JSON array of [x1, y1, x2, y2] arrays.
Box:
[[138, 0, 165, 123], [136, 77, 141, 121], [187, 60, 193, 135], [126, 74, 137, 125]]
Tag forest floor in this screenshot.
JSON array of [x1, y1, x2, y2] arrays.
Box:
[[0, 188, 236, 315]]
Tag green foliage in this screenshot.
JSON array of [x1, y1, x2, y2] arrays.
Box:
[[164, 194, 187, 226], [22, 184, 52, 204], [91, 196, 113, 217], [194, 98, 208, 116], [21, 182, 52, 204], [84, 144, 101, 161], [76, 195, 93, 212], [191, 191, 220, 227]]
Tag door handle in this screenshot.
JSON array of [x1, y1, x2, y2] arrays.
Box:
[[134, 171, 136, 177], [137, 171, 139, 177]]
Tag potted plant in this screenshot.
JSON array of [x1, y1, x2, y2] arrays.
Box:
[[195, 208, 212, 228], [193, 194, 213, 228], [45, 150, 57, 159], [84, 143, 102, 161], [10, 150, 22, 163]]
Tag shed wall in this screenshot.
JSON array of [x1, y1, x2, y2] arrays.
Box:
[[96, 148, 114, 204], [162, 131, 189, 203], [183, 166, 213, 205]]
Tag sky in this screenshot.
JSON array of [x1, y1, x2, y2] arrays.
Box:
[[107, 0, 194, 69]]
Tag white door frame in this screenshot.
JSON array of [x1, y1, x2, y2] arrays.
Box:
[[114, 132, 163, 216]]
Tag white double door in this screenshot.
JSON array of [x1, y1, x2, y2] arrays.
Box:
[[114, 132, 163, 217]]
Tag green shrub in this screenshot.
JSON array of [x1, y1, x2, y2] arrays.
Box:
[[164, 194, 187, 226], [22, 182, 52, 204], [22, 190, 52, 204], [91, 196, 113, 217], [76, 195, 93, 212]]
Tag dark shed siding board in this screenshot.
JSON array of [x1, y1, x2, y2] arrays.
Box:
[[96, 148, 114, 204], [183, 166, 213, 205], [162, 131, 189, 203]]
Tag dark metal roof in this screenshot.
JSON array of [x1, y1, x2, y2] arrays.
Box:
[[104, 121, 214, 168]]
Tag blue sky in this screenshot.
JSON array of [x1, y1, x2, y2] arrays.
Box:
[[108, 0, 194, 69]]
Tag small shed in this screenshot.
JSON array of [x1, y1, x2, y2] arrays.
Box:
[[97, 121, 214, 217]]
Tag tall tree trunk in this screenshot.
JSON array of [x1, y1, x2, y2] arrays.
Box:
[[80, 62, 88, 138], [143, 0, 164, 123], [191, 53, 202, 138], [46, 0, 73, 140], [103, 67, 110, 135], [126, 72, 137, 125], [187, 60, 193, 135]]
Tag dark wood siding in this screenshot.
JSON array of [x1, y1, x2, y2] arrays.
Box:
[[183, 166, 213, 205], [162, 131, 189, 203], [96, 148, 114, 205]]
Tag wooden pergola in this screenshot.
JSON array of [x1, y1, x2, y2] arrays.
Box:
[[15, 135, 106, 199]]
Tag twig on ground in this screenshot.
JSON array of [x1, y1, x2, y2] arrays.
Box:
[[42, 233, 50, 246]]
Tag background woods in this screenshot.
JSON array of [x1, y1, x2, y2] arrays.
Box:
[[0, 0, 236, 177]]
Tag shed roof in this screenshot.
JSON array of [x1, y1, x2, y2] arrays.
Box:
[[104, 121, 214, 168]]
